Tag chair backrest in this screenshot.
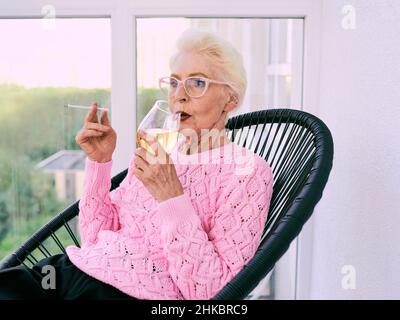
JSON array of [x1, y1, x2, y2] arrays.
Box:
[[0, 109, 334, 301], [213, 108, 334, 299]]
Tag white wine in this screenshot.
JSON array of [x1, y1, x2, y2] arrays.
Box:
[[137, 128, 179, 155]]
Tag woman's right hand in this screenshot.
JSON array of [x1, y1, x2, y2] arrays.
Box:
[[75, 102, 117, 163]]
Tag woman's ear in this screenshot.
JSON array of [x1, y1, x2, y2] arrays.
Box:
[[224, 95, 239, 112]]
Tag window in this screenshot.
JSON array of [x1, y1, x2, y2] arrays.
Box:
[[0, 18, 111, 260]]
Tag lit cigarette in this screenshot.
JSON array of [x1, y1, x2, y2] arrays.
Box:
[[64, 104, 109, 111]]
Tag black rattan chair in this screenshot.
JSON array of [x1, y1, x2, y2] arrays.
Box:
[[0, 108, 334, 300]]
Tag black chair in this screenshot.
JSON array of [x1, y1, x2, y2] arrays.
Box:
[[0, 108, 334, 300]]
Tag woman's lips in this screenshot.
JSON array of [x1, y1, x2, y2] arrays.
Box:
[[180, 116, 191, 122], [179, 112, 191, 122]]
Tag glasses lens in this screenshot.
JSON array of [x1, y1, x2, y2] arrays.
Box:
[[159, 77, 178, 96], [185, 78, 207, 97], [160, 77, 208, 98]]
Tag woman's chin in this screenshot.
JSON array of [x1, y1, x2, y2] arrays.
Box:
[[178, 121, 194, 132], [178, 126, 199, 139]]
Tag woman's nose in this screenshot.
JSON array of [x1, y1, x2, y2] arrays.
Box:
[[174, 82, 188, 102]]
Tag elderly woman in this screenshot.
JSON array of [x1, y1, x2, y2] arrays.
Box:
[[0, 29, 273, 300]]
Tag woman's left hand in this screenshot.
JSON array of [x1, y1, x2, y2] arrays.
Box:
[[133, 139, 184, 203]]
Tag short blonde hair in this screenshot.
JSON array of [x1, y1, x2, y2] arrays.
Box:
[[169, 28, 247, 106]]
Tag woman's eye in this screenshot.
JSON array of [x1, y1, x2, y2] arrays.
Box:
[[190, 78, 206, 87]]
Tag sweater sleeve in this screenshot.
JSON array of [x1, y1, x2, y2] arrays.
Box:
[[157, 161, 273, 300], [78, 157, 129, 247]]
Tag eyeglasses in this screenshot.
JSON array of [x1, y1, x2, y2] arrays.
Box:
[[159, 76, 236, 98]]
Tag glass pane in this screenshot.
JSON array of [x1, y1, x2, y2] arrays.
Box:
[[0, 18, 111, 261], [136, 17, 304, 300]]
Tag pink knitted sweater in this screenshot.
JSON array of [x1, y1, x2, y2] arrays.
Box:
[[66, 140, 273, 300]]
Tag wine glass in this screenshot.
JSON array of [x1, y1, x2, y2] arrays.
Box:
[[136, 100, 181, 155]]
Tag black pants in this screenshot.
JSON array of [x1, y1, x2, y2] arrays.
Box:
[[0, 254, 137, 300]]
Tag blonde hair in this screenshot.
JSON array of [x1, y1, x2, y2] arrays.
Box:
[[169, 28, 247, 107]]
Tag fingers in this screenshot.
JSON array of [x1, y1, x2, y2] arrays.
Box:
[[133, 152, 148, 171], [137, 131, 164, 156], [139, 142, 171, 165], [76, 129, 103, 142], [100, 110, 110, 126], [135, 147, 156, 165], [85, 122, 110, 132], [137, 129, 154, 145], [85, 102, 99, 124], [132, 165, 144, 179], [150, 140, 167, 158], [76, 119, 109, 143]]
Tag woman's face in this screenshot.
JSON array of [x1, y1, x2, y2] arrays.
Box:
[[168, 51, 236, 137]]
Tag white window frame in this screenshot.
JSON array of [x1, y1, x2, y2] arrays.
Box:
[[0, 0, 322, 300]]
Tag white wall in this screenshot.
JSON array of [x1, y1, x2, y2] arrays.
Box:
[[310, 0, 400, 299]]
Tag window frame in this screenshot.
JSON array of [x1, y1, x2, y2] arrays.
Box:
[[0, 0, 322, 300]]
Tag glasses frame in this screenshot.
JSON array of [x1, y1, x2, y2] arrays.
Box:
[[159, 76, 236, 98]]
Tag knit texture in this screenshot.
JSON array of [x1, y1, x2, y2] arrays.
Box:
[[66, 141, 273, 300]]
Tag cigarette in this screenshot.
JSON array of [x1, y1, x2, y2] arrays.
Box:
[[64, 104, 109, 111]]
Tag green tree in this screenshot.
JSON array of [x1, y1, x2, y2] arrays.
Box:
[[0, 154, 12, 242]]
